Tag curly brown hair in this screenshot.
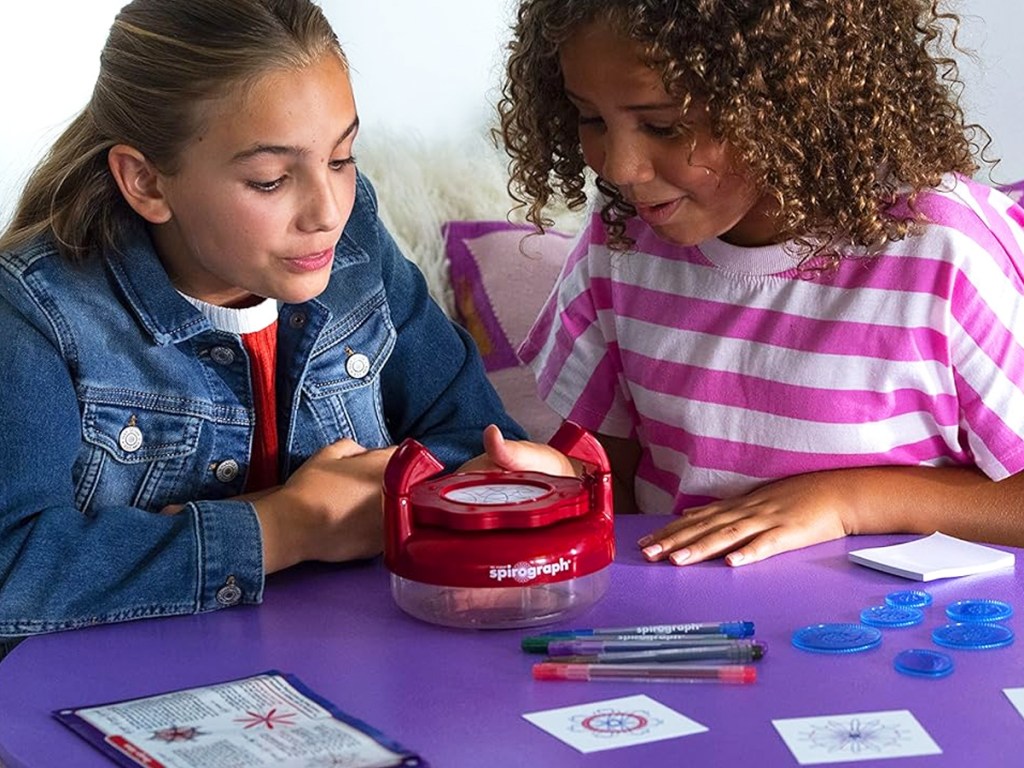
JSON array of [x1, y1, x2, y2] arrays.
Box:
[[497, 0, 988, 255]]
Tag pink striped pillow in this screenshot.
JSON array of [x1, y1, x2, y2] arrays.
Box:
[[444, 221, 570, 372], [444, 220, 570, 440]]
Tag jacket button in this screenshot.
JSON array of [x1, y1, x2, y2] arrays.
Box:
[[214, 459, 240, 483], [288, 312, 307, 329], [210, 346, 235, 365], [216, 576, 242, 606], [346, 352, 370, 379], [118, 425, 143, 452]]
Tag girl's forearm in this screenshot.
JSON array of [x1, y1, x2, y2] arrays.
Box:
[[841, 465, 1024, 547], [253, 491, 309, 575]]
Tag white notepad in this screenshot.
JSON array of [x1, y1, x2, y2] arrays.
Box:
[[848, 532, 1016, 581]]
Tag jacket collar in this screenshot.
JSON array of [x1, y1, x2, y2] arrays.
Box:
[[104, 218, 213, 346]]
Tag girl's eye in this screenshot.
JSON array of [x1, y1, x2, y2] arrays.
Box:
[[329, 156, 357, 171], [577, 115, 605, 130], [645, 124, 680, 137], [245, 156, 355, 192], [247, 177, 285, 193]]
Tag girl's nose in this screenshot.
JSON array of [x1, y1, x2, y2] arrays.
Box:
[[600, 134, 655, 188], [297, 177, 343, 233]]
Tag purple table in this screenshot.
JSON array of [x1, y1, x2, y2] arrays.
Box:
[[1, 517, 1022, 766]]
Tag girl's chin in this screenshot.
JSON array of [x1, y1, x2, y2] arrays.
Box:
[[649, 223, 704, 247], [278, 274, 332, 304]]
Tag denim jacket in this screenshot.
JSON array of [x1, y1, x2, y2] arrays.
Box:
[[0, 172, 524, 638]]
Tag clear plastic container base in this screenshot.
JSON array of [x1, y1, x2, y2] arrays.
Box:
[[391, 568, 611, 630]]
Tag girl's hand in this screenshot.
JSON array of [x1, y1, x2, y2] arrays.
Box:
[[457, 424, 576, 477], [255, 439, 397, 573], [636, 471, 853, 566]]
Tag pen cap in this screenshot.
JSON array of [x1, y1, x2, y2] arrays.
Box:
[[719, 665, 758, 684], [533, 663, 588, 681], [522, 636, 555, 653], [721, 621, 755, 638]]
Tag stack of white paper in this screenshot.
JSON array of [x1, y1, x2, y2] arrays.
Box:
[[848, 532, 1016, 581]]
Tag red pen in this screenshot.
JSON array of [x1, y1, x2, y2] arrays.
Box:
[[533, 662, 757, 684]]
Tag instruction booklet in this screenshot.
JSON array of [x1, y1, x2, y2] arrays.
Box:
[[55, 670, 425, 768]]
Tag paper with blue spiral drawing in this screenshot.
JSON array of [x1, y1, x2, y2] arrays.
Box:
[[522, 694, 706, 753], [772, 709, 940, 764]]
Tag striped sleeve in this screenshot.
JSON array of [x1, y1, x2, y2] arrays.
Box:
[[937, 180, 1024, 478], [517, 214, 637, 437]]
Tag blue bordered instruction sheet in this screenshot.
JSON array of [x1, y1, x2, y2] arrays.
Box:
[[54, 670, 425, 767]]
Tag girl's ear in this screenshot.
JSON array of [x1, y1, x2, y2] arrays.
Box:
[[107, 145, 173, 224]]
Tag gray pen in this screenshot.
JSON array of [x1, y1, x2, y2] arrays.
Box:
[[549, 640, 767, 664], [545, 637, 747, 655]]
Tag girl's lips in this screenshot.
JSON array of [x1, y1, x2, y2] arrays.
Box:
[[284, 248, 334, 273], [634, 198, 683, 227]]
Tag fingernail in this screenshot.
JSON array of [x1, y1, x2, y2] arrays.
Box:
[[642, 544, 663, 560], [637, 535, 653, 547], [726, 552, 746, 566], [669, 548, 691, 565]]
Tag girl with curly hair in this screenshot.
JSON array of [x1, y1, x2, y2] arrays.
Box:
[[500, 0, 1024, 566]]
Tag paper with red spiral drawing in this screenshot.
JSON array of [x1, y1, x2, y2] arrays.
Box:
[[772, 709, 941, 764], [522, 694, 707, 753]]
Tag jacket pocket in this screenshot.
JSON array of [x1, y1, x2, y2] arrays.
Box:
[[302, 295, 395, 446], [76, 402, 205, 512]]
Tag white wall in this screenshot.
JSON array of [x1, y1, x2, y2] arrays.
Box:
[[953, 2, 1024, 186], [1, 1, 1021, 229]]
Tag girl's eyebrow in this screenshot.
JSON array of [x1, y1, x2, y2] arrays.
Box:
[[564, 88, 678, 113], [231, 116, 360, 163]]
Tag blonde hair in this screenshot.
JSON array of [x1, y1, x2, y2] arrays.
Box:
[[498, 0, 988, 255], [0, 0, 345, 261]]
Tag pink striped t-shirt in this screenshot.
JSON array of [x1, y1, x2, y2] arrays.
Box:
[[518, 175, 1024, 515]]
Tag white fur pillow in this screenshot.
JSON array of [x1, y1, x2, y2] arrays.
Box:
[[357, 127, 583, 317]]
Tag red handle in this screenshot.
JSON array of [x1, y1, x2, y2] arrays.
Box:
[[383, 439, 444, 555], [548, 421, 610, 473], [548, 421, 613, 521]]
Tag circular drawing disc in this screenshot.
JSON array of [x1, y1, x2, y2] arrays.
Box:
[[945, 599, 1013, 623], [885, 590, 933, 609], [894, 648, 954, 678], [442, 482, 550, 505], [792, 623, 883, 654], [860, 605, 925, 628], [932, 622, 1014, 650]]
